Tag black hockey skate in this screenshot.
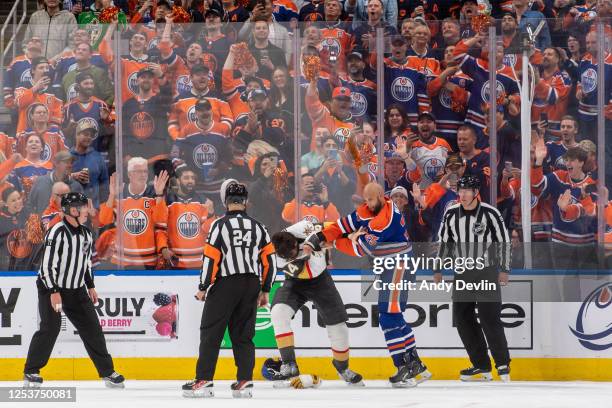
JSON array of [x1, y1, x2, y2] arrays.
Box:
[[497, 365, 511, 382], [332, 359, 364, 387], [182, 379, 214, 398], [231, 380, 253, 398], [103, 371, 125, 388], [389, 364, 417, 388], [459, 367, 493, 382], [405, 349, 432, 384], [23, 373, 43, 388]]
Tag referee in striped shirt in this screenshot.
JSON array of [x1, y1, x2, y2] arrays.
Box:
[[183, 181, 276, 398], [23, 193, 124, 388], [435, 175, 512, 382]]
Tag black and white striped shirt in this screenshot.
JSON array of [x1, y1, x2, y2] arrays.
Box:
[[39, 221, 95, 292], [437, 202, 511, 272], [200, 210, 277, 292]]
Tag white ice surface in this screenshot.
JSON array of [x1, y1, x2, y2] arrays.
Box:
[[1, 380, 610, 408]]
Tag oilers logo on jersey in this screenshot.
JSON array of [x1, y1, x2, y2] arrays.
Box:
[[193, 143, 218, 169], [481, 79, 505, 103], [333, 127, 351, 149], [391, 77, 415, 102], [127, 71, 140, 95], [423, 157, 445, 181], [41, 144, 52, 162], [351, 92, 368, 117], [19, 69, 32, 84], [124, 209, 149, 235], [581, 68, 597, 94], [439, 88, 452, 109], [176, 75, 193, 95], [321, 38, 341, 57], [177, 212, 200, 239], [130, 111, 155, 140]]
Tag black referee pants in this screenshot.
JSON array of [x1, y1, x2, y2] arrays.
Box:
[[195, 274, 261, 381], [452, 268, 510, 370], [24, 279, 115, 377]]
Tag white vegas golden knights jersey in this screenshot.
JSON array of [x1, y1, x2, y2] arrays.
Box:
[[277, 220, 330, 280]]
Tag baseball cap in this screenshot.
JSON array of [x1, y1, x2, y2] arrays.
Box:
[[247, 88, 268, 100], [347, 51, 363, 60], [332, 87, 351, 99], [137, 67, 155, 78], [501, 11, 517, 20], [390, 186, 408, 199], [384, 150, 405, 162], [418, 111, 436, 122], [54, 150, 75, 163], [76, 119, 97, 134], [205, 9, 222, 20], [445, 153, 463, 168]]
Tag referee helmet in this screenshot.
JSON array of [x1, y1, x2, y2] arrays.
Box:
[[220, 178, 238, 207], [225, 183, 248, 206], [61, 192, 88, 214], [457, 175, 481, 191]]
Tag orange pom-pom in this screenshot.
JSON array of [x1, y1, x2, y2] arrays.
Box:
[[99, 6, 120, 23], [233, 43, 257, 71], [171, 6, 191, 23], [25, 214, 44, 244], [303, 55, 321, 82], [273, 166, 289, 202], [471, 14, 492, 33]]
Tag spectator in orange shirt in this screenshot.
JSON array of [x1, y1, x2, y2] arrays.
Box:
[[281, 172, 340, 224]]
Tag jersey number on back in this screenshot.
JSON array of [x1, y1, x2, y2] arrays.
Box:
[[232, 230, 252, 246]]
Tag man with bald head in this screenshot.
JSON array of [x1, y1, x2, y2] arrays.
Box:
[[41, 182, 71, 231], [305, 182, 431, 388]]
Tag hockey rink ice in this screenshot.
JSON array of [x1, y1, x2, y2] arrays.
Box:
[[1, 380, 611, 408]]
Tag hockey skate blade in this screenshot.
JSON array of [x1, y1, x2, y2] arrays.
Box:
[[346, 379, 365, 387], [23, 381, 41, 388], [104, 380, 125, 389], [390, 378, 417, 388], [182, 389, 214, 398], [460, 372, 493, 382], [232, 388, 253, 398], [499, 374, 511, 382], [415, 370, 432, 384]]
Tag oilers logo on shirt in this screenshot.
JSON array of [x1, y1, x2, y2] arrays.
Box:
[[188, 105, 197, 123], [439, 88, 452, 109], [41, 144, 52, 162], [302, 214, 320, 223], [351, 92, 368, 117], [177, 212, 200, 239], [67, 83, 78, 101], [481, 79, 505, 103], [581, 68, 597, 94], [423, 157, 445, 181], [176, 75, 193, 95], [130, 111, 155, 140], [124, 209, 149, 235], [193, 143, 218, 173], [333, 127, 351, 149], [321, 38, 341, 58], [127, 71, 140, 95], [391, 77, 415, 102], [19, 69, 32, 84]]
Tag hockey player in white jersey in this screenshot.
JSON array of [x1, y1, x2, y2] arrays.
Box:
[[262, 220, 364, 388]]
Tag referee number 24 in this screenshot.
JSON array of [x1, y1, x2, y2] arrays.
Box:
[[233, 230, 251, 246]]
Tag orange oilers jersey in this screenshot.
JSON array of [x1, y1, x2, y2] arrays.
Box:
[[13, 88, 63, 134], [281, 199, 340, 225], [98, 185, 162, 267], [156, 192, 210, 269], [319, 25, 355, 76], [409, 137, 452, 188], [167, 96, 233, 140], [305, 88, 354, 150], [99, 38, 159, 103], [406, 55, 441, 79], [15, 126, 67, 163], [605, 202, 612, 252], [176, 119, 230, 141], [221, 69, 270, 122], [532, 70, 573, 138], [503, 177, 553, 242]]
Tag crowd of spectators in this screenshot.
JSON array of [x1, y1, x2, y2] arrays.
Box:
[[0, 0, 610, 270]]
